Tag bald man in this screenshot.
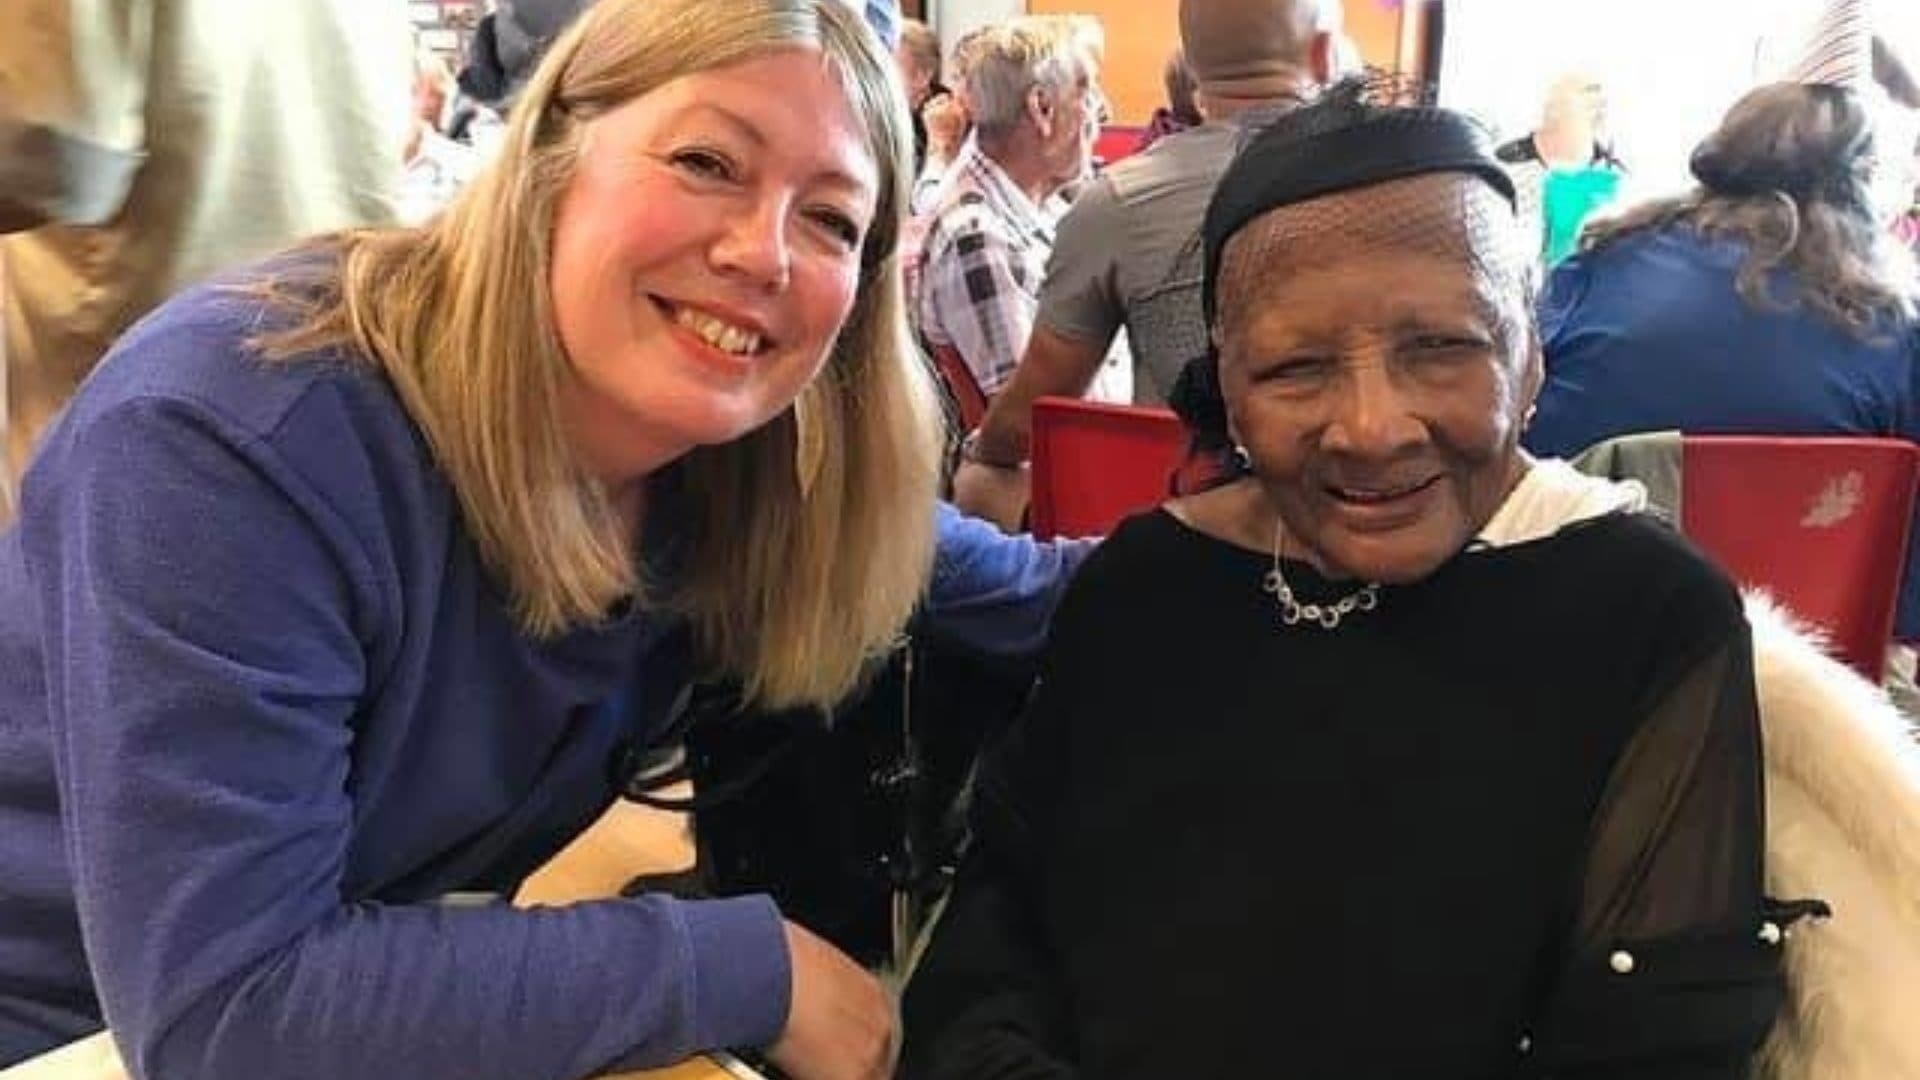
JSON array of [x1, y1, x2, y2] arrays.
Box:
[[955, 0, 1344, 527]]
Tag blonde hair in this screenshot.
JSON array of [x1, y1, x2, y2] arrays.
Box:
[[899, 17, 942, 83], [1033, 13, 1107, 67], [253, 0, 943, 709], [1583, 82, 1917, 337], [961, 16, 1100, 138]]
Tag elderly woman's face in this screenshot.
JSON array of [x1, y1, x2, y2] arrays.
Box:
[[549, 46, 879, 484], [1216, 174, 1538, 584]]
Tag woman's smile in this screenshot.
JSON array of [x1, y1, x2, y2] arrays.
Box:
[[1318, 473, 1446, 531], [548, 46, 876, 484], [646, 295, 772, 379]]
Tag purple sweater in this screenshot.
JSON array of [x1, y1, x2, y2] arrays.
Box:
[[0, 281, 790, 1076]]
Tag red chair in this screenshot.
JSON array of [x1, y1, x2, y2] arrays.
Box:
[[1093, 125, 1146, 167], [929, 343, 990, 431], [1029, 396, 1186, 539], [1681, 436, 1919, 680]]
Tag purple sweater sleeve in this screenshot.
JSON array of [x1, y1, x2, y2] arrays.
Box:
[[926, 502, 1096, 657], [23, 397, 788, 1079]]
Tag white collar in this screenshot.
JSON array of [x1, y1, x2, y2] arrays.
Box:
[[1476, 456, 1649, 548]]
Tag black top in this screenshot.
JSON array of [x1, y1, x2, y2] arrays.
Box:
[[903, 508, 1782, 1079]]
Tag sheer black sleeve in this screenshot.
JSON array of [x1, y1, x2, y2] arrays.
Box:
[[1524, 610, 1800, 1079]]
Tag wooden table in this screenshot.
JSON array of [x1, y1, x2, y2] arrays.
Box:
[[602, 1052, 765, 1079], [602, 1051, 764, 1079]]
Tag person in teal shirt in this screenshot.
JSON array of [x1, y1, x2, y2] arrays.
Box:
[[1496, 71, 1627, 266]]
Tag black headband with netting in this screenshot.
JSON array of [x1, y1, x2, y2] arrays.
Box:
[[1200, 74, 1517, 323]]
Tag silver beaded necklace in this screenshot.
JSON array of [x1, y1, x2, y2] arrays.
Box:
[[1261, 516, 1380, 629]]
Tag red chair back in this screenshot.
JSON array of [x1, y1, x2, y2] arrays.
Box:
[[1681, 435, 1919, 679], [1093, 125, 1146, 166], [1029, 396, 1186, 538], [930, 344, 989, 431]]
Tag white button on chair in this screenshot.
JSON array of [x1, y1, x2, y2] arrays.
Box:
[[1608, 949, 1636, 974]]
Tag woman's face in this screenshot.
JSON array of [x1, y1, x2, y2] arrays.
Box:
[[549, 47, 880, 487], [1216, 174, 1539, 584]]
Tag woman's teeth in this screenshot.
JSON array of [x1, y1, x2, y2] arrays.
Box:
[[1333, 479, 1431, 503], [671, 305, 764, 356]]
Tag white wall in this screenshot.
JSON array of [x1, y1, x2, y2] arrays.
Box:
[[1439, 0, 1804, 201], [927, 0, 1027, 71]]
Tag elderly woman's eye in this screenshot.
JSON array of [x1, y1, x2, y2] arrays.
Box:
[[1259, 356, 1336, 383], [1410, 334, 1488, 352], [1404, 335, 1492, 363]]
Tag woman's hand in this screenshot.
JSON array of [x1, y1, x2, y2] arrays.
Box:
[[922, 91, 969, 167], [765, 920, 896, 1080]]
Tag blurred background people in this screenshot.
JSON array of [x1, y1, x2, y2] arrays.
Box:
[[0, 0, 413, 520], [405, 44, 456, 161], [953, 0, 1341, 529], [910, 25, 993, 215], [399, 45, 484, 223], [898, 18, 957, 178], [454, 0, 586, 107], [1496, 70, 1628, 265], [1136, 47, 1204, 153], [1526, 82, 1920, 637], [1872, 33, 1920, 252], [914, 94, 976, 214], [450, 0, 597, 160], [914, 17, 1106, 399]]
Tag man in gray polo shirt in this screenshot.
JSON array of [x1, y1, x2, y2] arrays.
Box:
[[957, 0, 1341, 491]]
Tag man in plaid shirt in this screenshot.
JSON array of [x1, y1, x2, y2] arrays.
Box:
[[915, 17, 1105, 397]]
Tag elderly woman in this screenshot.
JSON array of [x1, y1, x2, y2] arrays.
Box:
[[0, 1, 1101, 1078], [900, 79, 1920, 1080], [1524, 82, 1920, 637]]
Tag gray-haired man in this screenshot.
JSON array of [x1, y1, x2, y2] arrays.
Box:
[[956, 0, 1344, 526]]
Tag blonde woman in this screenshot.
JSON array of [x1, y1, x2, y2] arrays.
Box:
[[0, 1, 951, 1077]]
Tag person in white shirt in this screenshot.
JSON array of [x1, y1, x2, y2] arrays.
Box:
[[0, 0, 412, 513]]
